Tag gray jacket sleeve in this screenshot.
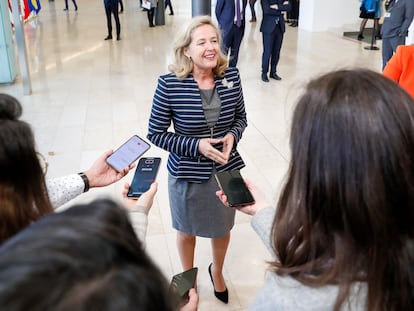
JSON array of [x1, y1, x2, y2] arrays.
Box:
[[127, 205, 149, 246], [251, 207, 276, 257]]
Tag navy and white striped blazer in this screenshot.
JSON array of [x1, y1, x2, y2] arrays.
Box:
[[147, 67, 248, 183]]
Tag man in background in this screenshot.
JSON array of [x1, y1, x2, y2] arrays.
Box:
[[216, 0, 248, 67], [381, 0, 414, 69]]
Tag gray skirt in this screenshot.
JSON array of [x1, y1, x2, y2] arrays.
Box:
[[168, 173, 235, 238]]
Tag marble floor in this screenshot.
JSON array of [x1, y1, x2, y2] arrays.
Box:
[[1, 0, 383, 310]]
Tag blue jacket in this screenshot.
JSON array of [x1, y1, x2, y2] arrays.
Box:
[[215, 0, 248, 38], [104, 0, 119, 8], [147, 67, 247, 183], [260, 0, 292, 34]]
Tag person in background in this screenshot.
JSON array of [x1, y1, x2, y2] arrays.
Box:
[[383, 44, 414, 98], [63, 0, 78, 11], [165, 0, 174, 15], [119, 0, 124, 13], [0, 198, 198, 311], [381, 0, 414, 69], [144, 0, 158, 27], [147, 15, 248, 304], [357, 0, 382, 40], [104, 0, 121, 40], [249, 0, 257, 22], [287, 0, 299, 27], [215, 0, 248, 67], [260, 0, 291, 82], [0, 93, 133, 244], [217, 68, 414, 310]]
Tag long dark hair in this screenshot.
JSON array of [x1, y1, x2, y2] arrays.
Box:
[[272, 69, 414, 310], [0, 93, 53, 243], [0, 199, 175, 311]]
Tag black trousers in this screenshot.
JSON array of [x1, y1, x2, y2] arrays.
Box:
[[165, 0, 173, 14], [147, 7, 155, 26], [261, 25, 284, 74], [222, 24, 245, 68], [105, 4, 120, 37]]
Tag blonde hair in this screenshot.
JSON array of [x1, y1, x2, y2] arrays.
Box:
[[168, 15, 228, 78]]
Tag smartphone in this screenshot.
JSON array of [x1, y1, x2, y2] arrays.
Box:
[[215, 170, 255, 207], [127, 157, 161, 197], [106, 135, 150, 172], [169, 267, 198, 304]]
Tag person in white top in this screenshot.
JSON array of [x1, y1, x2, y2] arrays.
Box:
[[0, 93, 132, 243]]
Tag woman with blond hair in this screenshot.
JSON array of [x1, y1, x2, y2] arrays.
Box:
[[147, 16, 248, 304]]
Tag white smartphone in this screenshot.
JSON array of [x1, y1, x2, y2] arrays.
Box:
[[106, 135, 150, 172]]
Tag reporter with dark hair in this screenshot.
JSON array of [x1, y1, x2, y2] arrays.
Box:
[[217, 69, 414, 310], [0, 93, 134, 244], [0, 198, 198, 311]]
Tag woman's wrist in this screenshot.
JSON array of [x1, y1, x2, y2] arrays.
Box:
[[128, 204, 150, 215]]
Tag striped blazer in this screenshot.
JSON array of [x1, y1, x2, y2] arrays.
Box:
[[147, 67, 248, 183]]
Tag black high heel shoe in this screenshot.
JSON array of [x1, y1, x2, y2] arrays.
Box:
[[208, 263, 228, 304]]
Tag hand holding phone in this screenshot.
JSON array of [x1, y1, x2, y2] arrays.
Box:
[[169, 267, 198, 305], [106, 135, 150, 172], [215, 170, 255, 207], [127, 157, 161, 198]]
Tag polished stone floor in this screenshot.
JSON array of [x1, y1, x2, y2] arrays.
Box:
[[0, 1, 382, 310]]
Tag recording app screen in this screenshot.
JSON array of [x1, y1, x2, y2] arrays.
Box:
[[131, 159, 160, 194], [132, 167, 155, 193], [109, 136, 149, 170]]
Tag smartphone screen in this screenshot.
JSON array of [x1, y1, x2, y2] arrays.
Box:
[[127, 157, 161, 197], [106, 135, 150, 172], [169, 267, 198, 304], [215, 170, 255, 207]]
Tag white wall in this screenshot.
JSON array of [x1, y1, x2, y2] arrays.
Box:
[[299, 0, 360, 32]]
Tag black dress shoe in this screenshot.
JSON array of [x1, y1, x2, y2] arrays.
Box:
[[261, 74, 269, 82], [116, 36, 121, 41], [104, 35, 112, 40], [208, 263, 228, 304], [357, 34, 364, 40], [270, 73, 282, 81]]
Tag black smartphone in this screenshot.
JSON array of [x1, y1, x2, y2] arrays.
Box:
[[169, 267, 198, 304], [215, 170, 255, 207], [106, 135, 150, 172], [127, 157, 161, 197]]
